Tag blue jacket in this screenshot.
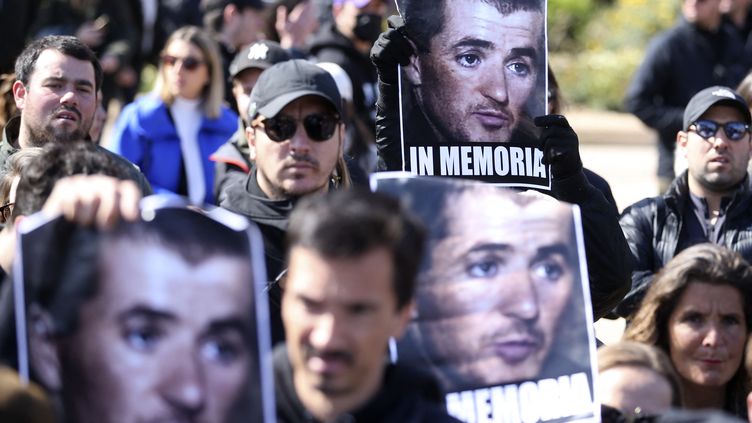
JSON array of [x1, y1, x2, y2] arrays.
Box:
[[110, 94, 238, 204]]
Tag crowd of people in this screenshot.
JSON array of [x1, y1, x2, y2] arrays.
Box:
[[2, 0, 752, 422]]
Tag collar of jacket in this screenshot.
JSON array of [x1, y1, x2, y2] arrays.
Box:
[[665, 170, 751, 215]]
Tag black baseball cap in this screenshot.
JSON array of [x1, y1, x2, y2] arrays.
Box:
[[200, 0, 264, 12], [229, 40, 291, 79], [683, 86, 752, 130], [248, 59, 343, 119]]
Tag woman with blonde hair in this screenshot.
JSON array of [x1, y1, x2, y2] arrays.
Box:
[[110, 26, 237, 205], [624, 243, 752, 418]]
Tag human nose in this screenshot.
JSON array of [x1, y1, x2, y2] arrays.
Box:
[[498, 269, 540, 321], [288, 121, 312, 153], [60, 87, 79, 107], [160, 353, 207, 416], [309, 313, 342, 350], [702, 324, 724, 348], [481, 65, 509, 104]]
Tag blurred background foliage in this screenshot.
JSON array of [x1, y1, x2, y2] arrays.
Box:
[[548, 0, 679, 110]]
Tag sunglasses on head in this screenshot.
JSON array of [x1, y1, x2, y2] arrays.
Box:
[[0, 202, 13, 224], [255, 114, 340, 142], [690, 119, 750, 141], [161, 55, 205, 71]]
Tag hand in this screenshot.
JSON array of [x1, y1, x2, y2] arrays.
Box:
[[276, 0, 319, 50], [370, 15, 415, 84], [42, 175, 142, 230], [534, 114, 583, 179], [75, 21, 105, 48]]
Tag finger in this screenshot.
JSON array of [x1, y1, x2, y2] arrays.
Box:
[[275, 5, 287, 32], [118, 181, 141, 222], [95, 181, 119, 230], [534, 114, 569, 129], [72, 194, 100, 227]]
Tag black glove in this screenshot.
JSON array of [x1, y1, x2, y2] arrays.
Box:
[[370, 15, 414, 84], [534, 114, 583, 179]]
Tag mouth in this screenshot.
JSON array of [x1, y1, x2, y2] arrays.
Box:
[[307, 353, 352, 375], [698, 357, 724, 365], [472, 110, 511, 129], [54, 110, 79, 122], [487, 335, 544, 364], [284, 160, 317, 172]]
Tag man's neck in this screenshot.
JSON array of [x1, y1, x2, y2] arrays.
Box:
[[292, 367, 384, 422], [682, 381, 726, 410], [687, 177, 734, 216]]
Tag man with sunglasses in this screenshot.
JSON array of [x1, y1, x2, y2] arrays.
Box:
[[616, 86, 752, 318], [220, 59, 348, 345]]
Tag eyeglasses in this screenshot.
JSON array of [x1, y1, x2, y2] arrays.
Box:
[[254, 114, 340, 142], [161, 55, 205, 71], [690, 119, 750, 141], [0, 202, 13, 224]]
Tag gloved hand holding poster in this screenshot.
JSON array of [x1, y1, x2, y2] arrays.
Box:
[[372, 173, 599, 423], [374, 0, 550, 188], [11, 195, 275, 423]]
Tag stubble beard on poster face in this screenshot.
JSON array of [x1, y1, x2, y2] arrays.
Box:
[[414, 87, 517, 144]]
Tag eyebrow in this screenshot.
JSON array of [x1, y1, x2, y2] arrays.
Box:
[[117, 305, 177, 323], [508, 47, 538, 61], [451, 38, 494, 51], [532, 243, 573, 263], [207, 318, 251, 336], [41, 76, 94, 89], [466, 243, 512, 254]]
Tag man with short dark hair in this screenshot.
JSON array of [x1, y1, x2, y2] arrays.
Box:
[[2, 35, 150, 194], [201, 0, 267, 111], [220, 59, 349, 344], [399, 0, 546, 146], [618, 86, 752, 317], [23, 208, 264, 423], [276, 188, 459, 422], [211, 40, 292, 201]]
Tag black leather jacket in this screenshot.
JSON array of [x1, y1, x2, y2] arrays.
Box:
[[617, 171, 752, 317]]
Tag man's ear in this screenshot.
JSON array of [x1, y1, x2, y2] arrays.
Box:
[[223, 3, 239, 25], [246, 126, 257, 162], [12, 81, 27, 110], [677, 131, 689, 158], [27, 304, 62, 391], [391, 300, 415, 340], [403, 54, 422, 87]]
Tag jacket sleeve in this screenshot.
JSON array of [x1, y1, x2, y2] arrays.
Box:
[[614, 199, 658, 318], [375, 76, 404, 171], [623, 33, 684, 137], [552, 170, 632, 320], [109, 102, 145, 168]]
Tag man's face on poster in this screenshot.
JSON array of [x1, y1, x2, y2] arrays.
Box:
[[414, 190, 575, 390], [405, 0, 544, 144], [40, 239, 255, 423]]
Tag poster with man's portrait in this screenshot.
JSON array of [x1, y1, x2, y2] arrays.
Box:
[[372, 173, 598, 423], [395, 0, 549, 189], [12, 195, 275, 423]]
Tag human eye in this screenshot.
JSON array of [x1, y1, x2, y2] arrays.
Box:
[[531, 257, 565, 282], [201, 333, 246, 365], [77, 84, 93, 94], [455, 52, 482, 68], [680, 311, 704, 325], [121, 321, 164, 352], [506, 61, 531, 77], [466, 258, 500, 278], [721, 314, 742, 327]]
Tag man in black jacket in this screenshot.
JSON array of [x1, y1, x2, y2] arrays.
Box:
[[276, 189, 459, 423], [617, 86, 752, 317], [220, 59, 348, 345], [625, 0, 749, 192]]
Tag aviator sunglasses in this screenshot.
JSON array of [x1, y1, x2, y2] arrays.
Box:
[[161, 54, 205, 71], [690, 119, 750, 141], [254, 114, 340, 142]]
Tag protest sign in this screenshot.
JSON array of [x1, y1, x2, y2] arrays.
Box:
[[13, 195, 275, 423], [394, 0, 550, 189], [373, 173, 598, 423]]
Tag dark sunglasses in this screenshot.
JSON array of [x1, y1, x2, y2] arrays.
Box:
[[690, 119, 750, 141], [0, 202, 13, 224], [161, 55, 205, 71], [256, 114, 340, 142]]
